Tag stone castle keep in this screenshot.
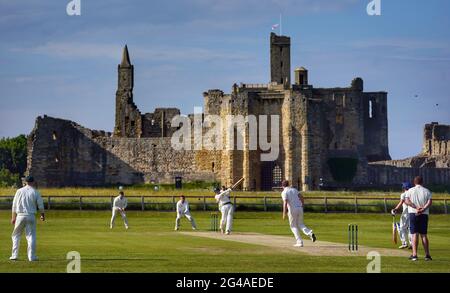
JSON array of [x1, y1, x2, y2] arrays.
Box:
[[27, 33, 450, 190]]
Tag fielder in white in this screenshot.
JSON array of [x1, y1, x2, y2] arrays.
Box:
[[281, 180, 316, 247], [110, 187, 129, 229], [214, 186, 234, 235], [391, 182, 413, 249], [174, 195, 197, 231], [10, 176, 45, 261]]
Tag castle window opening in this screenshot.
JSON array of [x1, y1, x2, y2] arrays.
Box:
[[369, 100, 374, 118], [55, 156, 59, 163], [272, 165, 282, 186], [151, 119, 155, 126], [52, 131, 57, 140], [212, 162, 215, 172]]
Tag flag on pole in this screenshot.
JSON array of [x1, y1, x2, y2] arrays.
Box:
[[271, 24, 279, 31]]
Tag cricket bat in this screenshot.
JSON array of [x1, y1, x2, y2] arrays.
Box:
[[392, 215, 398, 244], [230, 177, 244, 190]]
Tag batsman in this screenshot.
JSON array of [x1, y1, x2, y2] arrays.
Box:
[[214, 178, 243, 235], [391, 182, 413, 249]]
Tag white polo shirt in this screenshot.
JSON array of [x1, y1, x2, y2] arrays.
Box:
[[405, 185, 432, 215], [281, 187, 302, 211]]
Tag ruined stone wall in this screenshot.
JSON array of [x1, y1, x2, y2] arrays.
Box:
[[371, 123, 450, 169], [203, 89, 225, 115], [368, 164, 450, 187], [282, 90, 300, 189], [27, 116, 215, 187], [220, 90, 248, 189], [311, 87, 365, 154], [423, 123, 450, 156], [363, 92, 390, 161], [141, 108, 180, 137], [115, 92, 142, 138]]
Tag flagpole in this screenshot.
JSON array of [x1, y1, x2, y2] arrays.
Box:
[[280, 13, 282, 35]]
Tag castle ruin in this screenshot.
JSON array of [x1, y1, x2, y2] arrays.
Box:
[[27, 33, 450, 190]]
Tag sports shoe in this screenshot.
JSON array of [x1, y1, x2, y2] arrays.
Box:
[[310, 233, 317, 242], [125, 226, 129, 230], [174, 227, 179, 231], [225, 231, 231, 235], [9, 257, 18, 261], [29, 257, 39, 262], [294, 240, 304, 247], [425, 255, 432, 261], [192, 227, 197, 230], [398, 244, 408, 249], [409, 255, 418, 261]]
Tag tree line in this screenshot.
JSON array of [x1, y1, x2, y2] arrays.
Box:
[[0, 135, 27, 187]]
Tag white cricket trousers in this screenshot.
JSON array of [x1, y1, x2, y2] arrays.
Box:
[[11, 214, 37, 261], [399, 211, 411, 246], [288, 207, 313, 241], [175, 211, 197, 229], [110, 208, 129, 228], [220, 204, 234, 232]]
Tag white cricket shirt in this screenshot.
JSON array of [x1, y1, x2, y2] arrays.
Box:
[[113, 195, 128, 209], [12, 185, 44, 215], [215, 188, 232, 208], [176, 200, 190, 214], [281, 187, 303, 210]]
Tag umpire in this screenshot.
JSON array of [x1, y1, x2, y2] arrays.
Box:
[[404, 176, 432, 261]]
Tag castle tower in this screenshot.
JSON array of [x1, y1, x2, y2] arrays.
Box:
[[114, 45, 142, 137], [294, 67, 308, 85], [270, 32, 291, 87]]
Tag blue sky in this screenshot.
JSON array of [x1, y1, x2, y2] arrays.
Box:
[[0, 0, 449, 159]]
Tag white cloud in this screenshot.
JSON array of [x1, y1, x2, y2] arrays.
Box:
[[11, 41, 254, 63], [192, 0, 358, 14], [350, 38, 450, 51]]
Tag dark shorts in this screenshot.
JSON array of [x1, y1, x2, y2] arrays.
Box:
[[409, 213, 429, 235]]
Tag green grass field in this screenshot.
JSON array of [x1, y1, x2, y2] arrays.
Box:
[[0, 211, 449, 273]]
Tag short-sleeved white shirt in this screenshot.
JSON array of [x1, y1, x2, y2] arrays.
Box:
[[281, 187, 302, 210], [405, 185, 432, 215]]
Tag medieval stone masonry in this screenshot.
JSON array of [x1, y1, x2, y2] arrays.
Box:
[[27, 33, 450, 190]]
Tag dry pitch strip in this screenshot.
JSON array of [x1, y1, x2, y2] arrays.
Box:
[[180, 231, 409, 257]]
